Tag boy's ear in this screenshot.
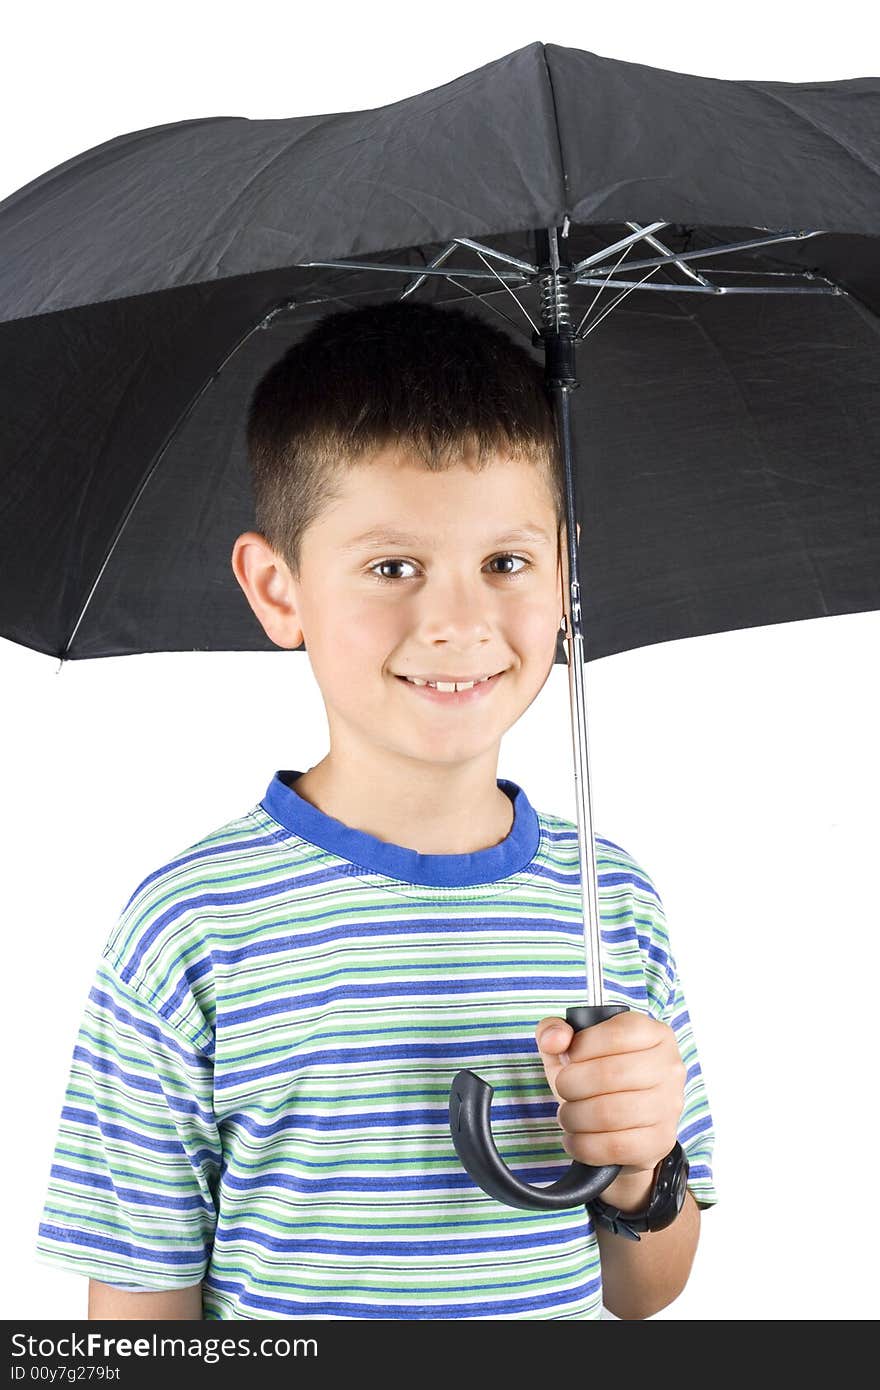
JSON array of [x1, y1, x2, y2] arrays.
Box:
[[230, 531, 305, 650]]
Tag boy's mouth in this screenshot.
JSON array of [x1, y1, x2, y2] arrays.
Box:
[[394, 670, 505, 703]]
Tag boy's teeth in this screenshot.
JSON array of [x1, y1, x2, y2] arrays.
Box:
[[404, 675, 490, 691]]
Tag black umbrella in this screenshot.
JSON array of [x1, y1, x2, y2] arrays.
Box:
[[2, 41, 878, 1211]]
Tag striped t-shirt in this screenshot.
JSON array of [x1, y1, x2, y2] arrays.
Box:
[[36, 769, 717, 1320]]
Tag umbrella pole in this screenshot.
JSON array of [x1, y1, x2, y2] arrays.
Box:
[[535, 227, 605, 1009]]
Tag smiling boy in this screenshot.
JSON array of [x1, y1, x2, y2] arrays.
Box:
[[36, 301, 717, 1320]]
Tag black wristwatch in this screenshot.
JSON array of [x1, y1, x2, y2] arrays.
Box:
[[588, 1141, 690, 1242]]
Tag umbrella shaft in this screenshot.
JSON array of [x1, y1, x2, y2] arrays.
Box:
[[552, 379, 605, 1007], [565, 622, 605, 1006]]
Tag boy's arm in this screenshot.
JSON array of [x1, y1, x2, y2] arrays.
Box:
[[88, 1279, 203, 1321], [594, 1172, 702, 1319]]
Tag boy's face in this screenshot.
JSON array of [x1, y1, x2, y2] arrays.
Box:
[[233, 444, 567, 772]]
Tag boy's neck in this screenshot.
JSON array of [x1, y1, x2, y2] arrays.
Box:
[[292, 751, 515, 856]]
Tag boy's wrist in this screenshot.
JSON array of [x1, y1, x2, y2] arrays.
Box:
[[596, 1167, 655, 1214]]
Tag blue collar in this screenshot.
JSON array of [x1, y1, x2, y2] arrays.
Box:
[[260, 770, 541, 887]]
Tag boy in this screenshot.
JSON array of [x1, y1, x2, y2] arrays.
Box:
[[35, 301, 717, 1320]]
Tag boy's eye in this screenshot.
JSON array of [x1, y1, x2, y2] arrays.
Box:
[[368, 554, 530, 584]]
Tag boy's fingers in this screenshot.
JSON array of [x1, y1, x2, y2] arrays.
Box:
[[565, 1010, 667, 1062], [536, 1018, 572, 1053], [535, 1017, 573, 1103]]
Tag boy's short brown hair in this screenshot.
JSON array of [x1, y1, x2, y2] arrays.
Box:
[[246, 300, 563, 578]]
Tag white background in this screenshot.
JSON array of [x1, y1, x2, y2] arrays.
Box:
[[3, 0, 878, 1323]]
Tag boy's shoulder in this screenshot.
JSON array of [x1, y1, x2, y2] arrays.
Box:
[[535, 803, 666, 906], [100, 797, 292, 1021], [535, 803, 676, 1015]]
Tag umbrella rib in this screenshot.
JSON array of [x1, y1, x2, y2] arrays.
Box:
[[469, 248, 539, 335], [574, 242, 638, 337], [300, 258, 528, 284], [60, 303, 296, 659], [573, 278, 839, 295], [399, 243, 460, 301], [703, 267, 836, 280], [451, 237, 538, 275], [440, 276, 531, 337], [573, 225, 710, 337], [570, 223, 670, 275], [624, 221, 712, 286], [584, 228, 824, 278], [579, 266, 664, 339]]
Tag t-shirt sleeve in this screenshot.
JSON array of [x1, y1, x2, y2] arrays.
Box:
[[35, 950, 221, 1291], [628, 860, 719, 1211]]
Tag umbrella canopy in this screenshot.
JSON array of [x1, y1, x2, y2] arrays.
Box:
[[1, 39, 878, 663]]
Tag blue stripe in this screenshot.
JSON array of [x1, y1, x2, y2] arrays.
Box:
[[217, 976, 602, 1028], [221, 1100, 558, 1135], [221, 1101, 555, 1139], [47, 1167, 214, 1213], [124, 911, 636, 978], [206, 1273, 601, 1319], [71, 1046, 164, 1096], [65, 1083, 215, 1127], [679, 1114, 714, 1144], [60, 1106, 219, 1167], [214, 1033, 621, 1089], [216, 1163, 575, 1195], [213, 1219, 587, 1256], [88, 985, 212, 1063], [121, 828, 298, 912]]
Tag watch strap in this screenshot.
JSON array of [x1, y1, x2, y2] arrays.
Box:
[[589, 1141, 689, 1242]]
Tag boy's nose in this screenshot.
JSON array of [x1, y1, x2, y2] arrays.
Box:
[[415, 573, 494, 641]]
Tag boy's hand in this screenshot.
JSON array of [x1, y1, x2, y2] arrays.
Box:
[[535, 1011, 686, 1202]]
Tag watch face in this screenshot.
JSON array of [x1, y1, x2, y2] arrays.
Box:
[[673, 1163, 689, 1209], [646, 1144, 689, 1230]]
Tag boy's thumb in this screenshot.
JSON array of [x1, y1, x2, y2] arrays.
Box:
[[535, 1018, 572, 1104]]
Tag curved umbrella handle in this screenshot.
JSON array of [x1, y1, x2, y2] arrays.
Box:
[[449, 1004, 630, 1210]]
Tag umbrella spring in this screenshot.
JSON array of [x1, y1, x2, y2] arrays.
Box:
[[539, 271, 571, 332]]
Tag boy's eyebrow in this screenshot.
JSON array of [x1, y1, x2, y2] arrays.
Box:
[[340, 524, 553, 551]]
